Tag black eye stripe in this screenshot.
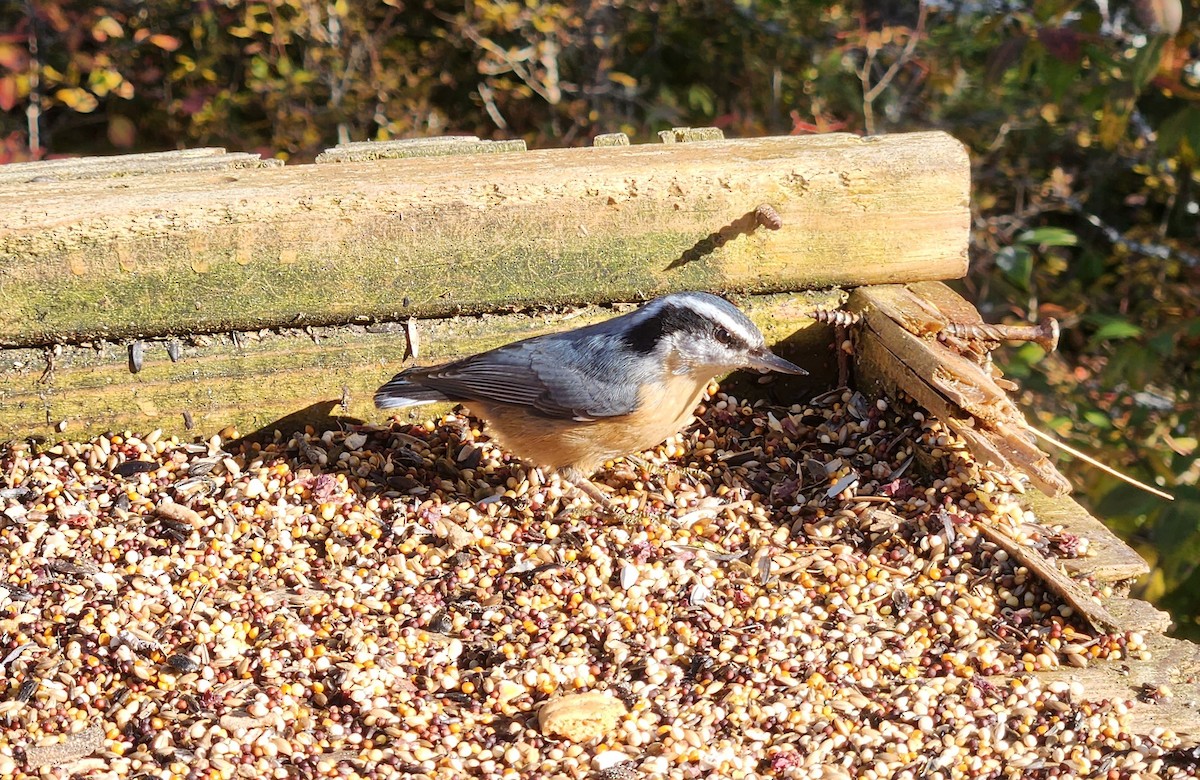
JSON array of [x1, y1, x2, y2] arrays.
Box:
[[623, 303, 753, 353]]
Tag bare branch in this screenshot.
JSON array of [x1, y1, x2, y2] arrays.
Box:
[[859, 2, 928, 135]]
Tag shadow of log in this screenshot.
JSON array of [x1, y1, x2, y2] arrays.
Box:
[[229, 400, 365, 450]]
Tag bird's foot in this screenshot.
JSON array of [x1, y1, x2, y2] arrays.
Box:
[[557, 471, 652, 526]]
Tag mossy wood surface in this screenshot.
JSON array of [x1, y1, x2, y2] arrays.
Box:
[[0, 132, 968, 347], [0, 292, 842, 441]]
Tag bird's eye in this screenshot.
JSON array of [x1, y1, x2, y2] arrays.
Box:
[[713, 327, 735, 346]]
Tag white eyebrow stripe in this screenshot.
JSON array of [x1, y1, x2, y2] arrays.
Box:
[[675, 295, 760, 344]]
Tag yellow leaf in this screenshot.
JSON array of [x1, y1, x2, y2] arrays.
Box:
[[88, 68, 124, 97], [55, 87, 99, 113], [92, 16, 124, 41], [608, 71, 638, 89], [1097, 102, 1130, 149]]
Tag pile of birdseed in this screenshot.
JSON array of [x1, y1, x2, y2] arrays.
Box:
[[1, 388, 1197, 780]]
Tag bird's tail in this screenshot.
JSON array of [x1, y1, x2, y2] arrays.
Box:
[[374, 371, 448, 410]]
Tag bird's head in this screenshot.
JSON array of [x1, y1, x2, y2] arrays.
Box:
[[623, 292, 808, 377]]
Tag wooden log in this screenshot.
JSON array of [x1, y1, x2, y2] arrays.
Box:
[[0, 132, 969, 347], [0, 292, 842, 441]]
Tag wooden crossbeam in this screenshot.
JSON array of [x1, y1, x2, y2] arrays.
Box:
[[0, 132, 968, 347], [0, 292, 840, 441]]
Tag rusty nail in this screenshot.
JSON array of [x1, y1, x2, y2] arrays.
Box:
[[944, 318, 1060, 352]]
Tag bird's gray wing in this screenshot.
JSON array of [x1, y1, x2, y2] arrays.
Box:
[[407, 334, 640, 421]]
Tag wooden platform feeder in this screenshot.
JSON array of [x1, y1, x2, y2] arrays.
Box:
[[2, 130, 1198, 756]]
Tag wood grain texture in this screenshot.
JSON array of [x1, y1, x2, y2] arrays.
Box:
[[997, 631, 1200, 742], [0, 292, 842, 441], [0, 132, 969, 347], [849, 283, 1071, 496], [1023, 491, 1151, 584], [0, 147, 280, 184]]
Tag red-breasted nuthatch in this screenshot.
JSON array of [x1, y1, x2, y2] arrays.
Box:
[[375, 291, 806, 504]]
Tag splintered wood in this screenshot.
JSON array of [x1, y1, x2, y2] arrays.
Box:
[[848, 282, 1168, 637], [848, 282, 1071, 496]]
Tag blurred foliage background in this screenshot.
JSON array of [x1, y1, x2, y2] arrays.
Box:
[[1, 0, 1198, 636]]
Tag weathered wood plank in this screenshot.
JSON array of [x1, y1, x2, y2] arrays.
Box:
[[849, 283, 1071, 496], [857, 290, 1020, 422], [1003, 631, 1200, 742], [905, 280, 985, 325], [852, 308, 1071, 496], [974, 520, 1123, 634], [1023, 491, 1151, 584], [0, 292, 841, 441], [0, 148, 280, 184], [0, 132, 969, 347], [1105, 595, 1173, 633], [315, 136, 526, 163]]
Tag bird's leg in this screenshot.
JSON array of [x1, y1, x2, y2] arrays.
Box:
[[572, 476, 612, 507], [559, 467, 613, 508], [557, 467, 644, 524]]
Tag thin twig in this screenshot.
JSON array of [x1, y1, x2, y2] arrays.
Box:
[[478, 81, 508, 130], [1064, 195, 1200, 267], [25, 1, 41, 155], [857, 2, 928, 135], [1026, 426, 1174, 501]]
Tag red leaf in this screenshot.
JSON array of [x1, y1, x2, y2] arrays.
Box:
[[0, 42, 26, 70], [1039, 28, 1082, 63], [0, 76, 17, 112]]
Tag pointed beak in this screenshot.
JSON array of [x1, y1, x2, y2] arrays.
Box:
[[745, 348, 808, 375]]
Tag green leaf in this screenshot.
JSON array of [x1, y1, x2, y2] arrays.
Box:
[[1086, 314, 1144, 343], [1148, 329, 1178, 357], [1040, 50, 1078, 102], [687, 84, 716, 117], [1127, 35, 1165, 90], [995, 245, 1033, 291], [1017, 227, 1078, 246], [1156, 107, 1200, 154], [1096, 482, 1159, 520], [1083, 409, 1113, 429], [1091, 319, 1143, 341], [1150, 486, 1200, 553]]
